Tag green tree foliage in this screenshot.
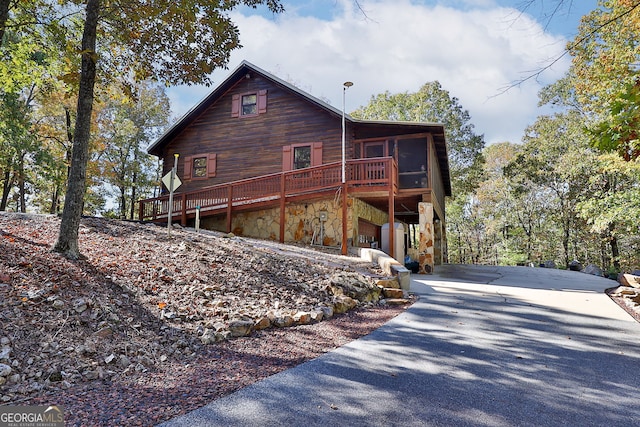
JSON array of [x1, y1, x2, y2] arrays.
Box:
[[97, 82, 170, 219], [350, 81, 486, 195], [570, 0, 640, 160], [30, 85, 76, 214], [577, 153, 640, 269], [0, 18, 60, 212], [45, 0, 285, 259], [504, 111, 596, 268], [0, 91, 36, 211], [473, 142, 537, 265]]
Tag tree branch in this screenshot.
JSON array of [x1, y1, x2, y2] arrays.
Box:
[[497, 1, 640, 95]]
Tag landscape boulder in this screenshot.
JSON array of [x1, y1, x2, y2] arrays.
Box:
[[582, 264, 604, 276], [333, 295, 357, 314], [228, 319, 254, 337], [382, 288, 405, 299], [620, 273, 640, 289], [253, 316, 271, 330], [568, 260, 583, 271], [328, 271, 381, 303], [0, 363, 11, 376]]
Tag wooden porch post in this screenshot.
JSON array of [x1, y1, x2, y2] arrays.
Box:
[[388, 185, 395, 259], [279, 173, 286, 243], [226, 185, 233, 233], [138, 201, 143, 222], [181, 193, 187, 226], [341, 182, 348, 255]]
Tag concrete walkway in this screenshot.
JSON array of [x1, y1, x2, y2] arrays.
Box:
[[159, 265, 640, 426]]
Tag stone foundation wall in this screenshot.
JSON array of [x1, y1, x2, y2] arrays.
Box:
[[200, 199, 343, 246], [197, 196, 388, 249], [281, 199, 343, 246]]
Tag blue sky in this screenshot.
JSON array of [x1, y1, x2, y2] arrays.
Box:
[[167, 0, 600, 145]]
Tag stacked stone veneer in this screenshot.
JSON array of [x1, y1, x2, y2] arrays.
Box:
[[418, 202, 434, 274], [200, 196, 389, 248]]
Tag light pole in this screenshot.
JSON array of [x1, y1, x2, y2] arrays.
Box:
[[341, 81, 353, 255], [341, 81, 353, 184]]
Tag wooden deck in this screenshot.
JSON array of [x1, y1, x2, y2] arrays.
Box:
[[139, 157, 398, 225]]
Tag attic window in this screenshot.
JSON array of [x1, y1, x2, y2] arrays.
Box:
[[232, 90, 268, 118], [241, 94, 257, 116]]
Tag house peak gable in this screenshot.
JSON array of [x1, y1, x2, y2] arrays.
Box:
[[147, 60, 349, 157]]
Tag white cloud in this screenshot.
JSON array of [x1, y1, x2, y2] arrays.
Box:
[[167, 0, 570, 145]]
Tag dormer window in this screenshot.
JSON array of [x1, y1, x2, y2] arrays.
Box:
[[231, 90, 268, 118]]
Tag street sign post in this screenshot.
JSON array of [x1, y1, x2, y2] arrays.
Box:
[[165, 154, 180, 235], [161, 170, 182, 193]]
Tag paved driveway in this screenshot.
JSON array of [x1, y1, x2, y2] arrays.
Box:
[[159, 265, 640, 426]]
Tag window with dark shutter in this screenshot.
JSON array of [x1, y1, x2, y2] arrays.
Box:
[[293, 146, 311, 169], [283, 142, 323, 171], [232, 91, 268, 118], [241, 94, 257, 116], [193, 157, 207, 178], [185, 153, 217, 180]]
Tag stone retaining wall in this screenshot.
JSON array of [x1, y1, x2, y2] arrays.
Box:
[[199, 196, 389, 249]]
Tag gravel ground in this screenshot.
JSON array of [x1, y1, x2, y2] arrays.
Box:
[[25, 303, 408, 426], [607, 287, 640, 322], [0, 213, 411, 426]]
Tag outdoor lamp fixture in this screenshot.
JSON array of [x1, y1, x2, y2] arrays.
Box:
[[342, 81, 354, 184]]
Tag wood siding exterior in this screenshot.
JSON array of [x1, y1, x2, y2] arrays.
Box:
[[158, 72, 348, 193]]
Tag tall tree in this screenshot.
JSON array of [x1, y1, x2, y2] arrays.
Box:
[[570, 0, 640, 160], [577, 153, 640, 270], [0, 13, 59, 212], [51, 0, 285, 259], [97, 81, 170, 219], [504, 111, 598, 268]]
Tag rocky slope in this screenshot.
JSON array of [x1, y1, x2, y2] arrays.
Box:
[[0, 213, 405, 406]]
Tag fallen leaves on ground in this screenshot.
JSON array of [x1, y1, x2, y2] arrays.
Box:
[[0, 212, 409, 425]]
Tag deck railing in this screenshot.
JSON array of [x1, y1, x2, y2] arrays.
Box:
[[138, 157, 397, 223]]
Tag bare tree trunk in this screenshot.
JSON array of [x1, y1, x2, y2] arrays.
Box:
[[562, 218, 570, 269], [129, 178, 137, 220], [49, 185, 59, 214], [0, 0, 11, 47], [64, 107, 73, 184], [1, 169, 13, 211], [608, 222, 620, 272], [18, 153, 26, 213], [119, 186, 126, 218], [53, 0, 100, 259]]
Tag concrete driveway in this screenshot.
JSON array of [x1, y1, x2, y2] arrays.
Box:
[[159, 264, 640, 427]]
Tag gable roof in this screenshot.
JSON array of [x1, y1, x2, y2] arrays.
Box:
[[148, 60, 451, 196]]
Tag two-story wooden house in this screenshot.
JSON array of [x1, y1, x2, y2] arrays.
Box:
[[140, 61, 451, 273]]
